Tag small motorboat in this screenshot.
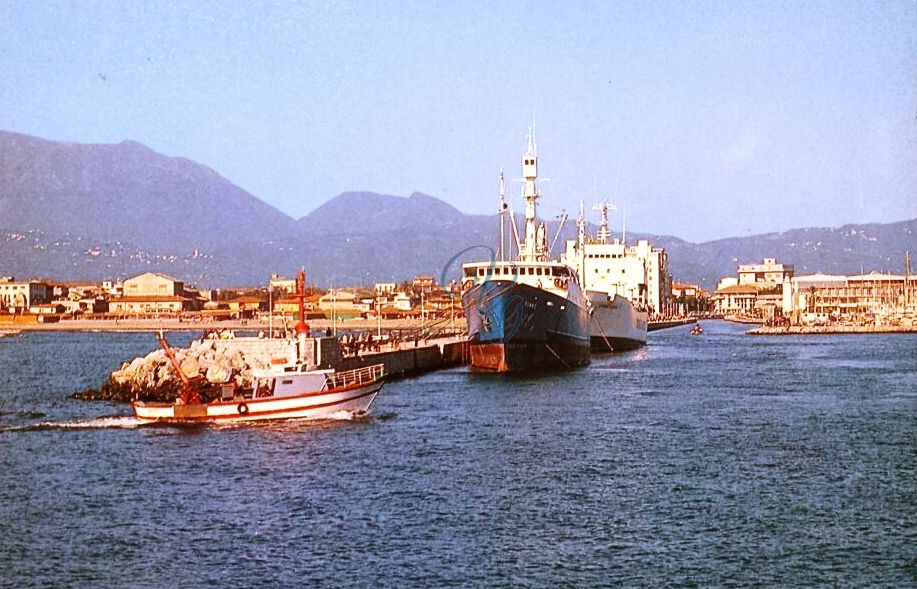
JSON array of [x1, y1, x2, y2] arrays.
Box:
[[690, 324, 704, 336]]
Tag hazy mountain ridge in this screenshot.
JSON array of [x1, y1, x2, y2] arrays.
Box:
[[0, 130, 297, 252], [1, 131, 914, 289]]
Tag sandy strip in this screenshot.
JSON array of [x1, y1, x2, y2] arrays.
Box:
[[7, 317, 467, 333]]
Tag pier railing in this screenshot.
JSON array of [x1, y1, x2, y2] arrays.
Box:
[[326, 363, 385, 390]]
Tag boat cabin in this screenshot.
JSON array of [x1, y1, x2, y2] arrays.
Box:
[[461, 261, 579, 292], [239, 363, 385, 401]]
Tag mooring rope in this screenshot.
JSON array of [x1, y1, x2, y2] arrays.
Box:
[[544, 343, 572, 369], [590, 313, 615, 353]]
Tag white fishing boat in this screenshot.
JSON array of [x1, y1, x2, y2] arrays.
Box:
[[132, 363, 385, 424], [132, 268, 385, 424]]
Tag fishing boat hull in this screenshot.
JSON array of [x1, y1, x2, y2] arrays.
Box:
[[132, 379, 383, 424], [462, 280, 590, 372], [587, 292, 648, 352]]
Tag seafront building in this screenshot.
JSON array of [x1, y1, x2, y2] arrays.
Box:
[[783, 271, 916, 324], [109, 272, 204, 315], [268, 274, 296, 294], [0, 277, 52, 311], [738, 258, 795, 286], [714, 258, 793, 318]]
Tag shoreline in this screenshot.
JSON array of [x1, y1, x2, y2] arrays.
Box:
[[2, 317, 467, 334]]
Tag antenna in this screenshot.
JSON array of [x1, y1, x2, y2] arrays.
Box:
[[549, 211, 568, 254], [592, 199, 616, 244], [622, 207, 626, 244]]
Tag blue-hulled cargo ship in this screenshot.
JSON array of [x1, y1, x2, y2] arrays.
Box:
[[460, 132, 590, 372]]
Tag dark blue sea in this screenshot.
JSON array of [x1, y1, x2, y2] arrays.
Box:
[[1, 322, 914, 587]]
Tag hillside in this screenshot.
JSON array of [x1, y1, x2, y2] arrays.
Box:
[[1, 131, 914, 288], [0, 130, 297, 252]]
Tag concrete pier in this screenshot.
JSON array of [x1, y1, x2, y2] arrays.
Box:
[[336, 336, 469, 379], [648, 317, 696, 331], [749, 324, 916, 335]]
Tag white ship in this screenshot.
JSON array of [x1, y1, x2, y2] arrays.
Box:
[[562, 201, 648, 352]]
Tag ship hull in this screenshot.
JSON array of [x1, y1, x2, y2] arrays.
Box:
[[462, 281, 590, 372], [587, 292, 648, 353]]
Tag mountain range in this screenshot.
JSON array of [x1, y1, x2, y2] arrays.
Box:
[[1, 130, 914, 290]]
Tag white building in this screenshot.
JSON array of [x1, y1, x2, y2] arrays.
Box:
[[783, 271, 915, 322], [0, 277, 52, 311], [269, 274, 296, 294], [738, 258, 794, 286], [110, 272, 201, 314], [393, 292, 413, 311]]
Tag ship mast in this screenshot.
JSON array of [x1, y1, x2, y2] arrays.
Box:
[[576, 200, 587, 279], [520, 129, 546, 261], [593, 199, 616, 245], [498, 169, 507, 262]]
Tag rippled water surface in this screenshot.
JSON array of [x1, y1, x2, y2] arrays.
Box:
[[1, 323, 915, 587]]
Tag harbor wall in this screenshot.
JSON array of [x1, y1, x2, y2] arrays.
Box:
[[207, 338, 298, 363], [338, 339, 468, 379]]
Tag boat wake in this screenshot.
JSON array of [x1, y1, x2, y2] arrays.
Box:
[[0, 415, 143, 433], [1, 411, 379, 434]]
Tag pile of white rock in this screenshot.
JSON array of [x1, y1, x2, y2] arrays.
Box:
[[77, 339, 274, 402]]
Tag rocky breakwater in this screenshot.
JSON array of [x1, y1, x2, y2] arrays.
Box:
[[73, 339, 280, 403]]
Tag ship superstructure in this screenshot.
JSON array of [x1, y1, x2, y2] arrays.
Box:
[[562, 200, 649, 351]]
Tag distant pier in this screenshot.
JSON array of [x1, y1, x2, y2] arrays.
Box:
[[648, 317, 696, 331], [749, 324, 916, 335]]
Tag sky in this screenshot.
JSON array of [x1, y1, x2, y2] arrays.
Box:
[[1, 0, 915, 242]]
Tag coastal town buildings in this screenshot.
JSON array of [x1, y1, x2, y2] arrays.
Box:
[[783, 271, 916, 324], [101, 280, 123, 297], [411, 275, 436, 293], [0, 277, 52, 311], [109, 272, 203, 315], [671, 282, 711, 315], [714, 257, 793, 318], [269, 274, 296, 294], [738, 258, 795, 286]]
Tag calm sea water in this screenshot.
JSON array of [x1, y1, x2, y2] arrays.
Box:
[[0, 322, 914, 587]]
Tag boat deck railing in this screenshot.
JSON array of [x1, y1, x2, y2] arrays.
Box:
[[326, 363, 385, 390]]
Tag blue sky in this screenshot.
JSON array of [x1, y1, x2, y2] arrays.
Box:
[[2, 0, 915, 242]]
